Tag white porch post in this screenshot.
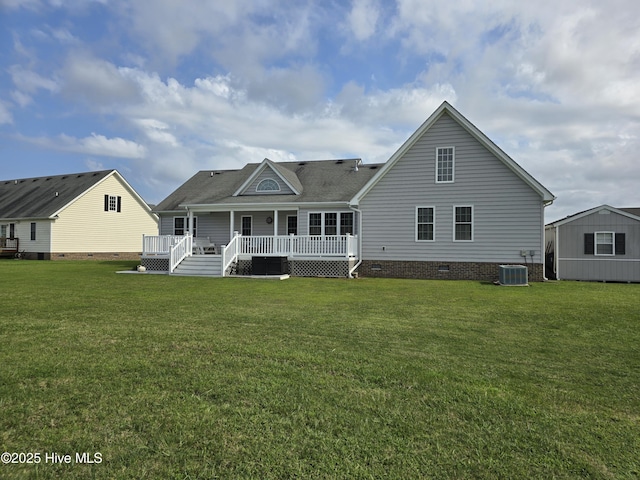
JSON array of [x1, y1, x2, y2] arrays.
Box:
[[273, 210, 279, 236], [229, 210, 235, 241], [187, 209, 194, 236]]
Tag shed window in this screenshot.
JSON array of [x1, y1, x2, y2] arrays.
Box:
[[595, 232, 614, 255], [30, 222, 36, 241], [584, 232, 625, 256], [436, 147, 455, 183]]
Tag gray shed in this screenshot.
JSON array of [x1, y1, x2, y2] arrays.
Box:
[[545, 205, 640, 282]]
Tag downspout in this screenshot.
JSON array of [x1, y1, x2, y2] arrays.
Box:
[[555, 225, 560, 280], [348, 205, 363, 278]]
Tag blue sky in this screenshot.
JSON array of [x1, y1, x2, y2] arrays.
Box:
[[1, 0, 639, 221]]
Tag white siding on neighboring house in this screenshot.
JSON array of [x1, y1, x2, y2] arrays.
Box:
[[18, 219, 53, 253], [359, 112, 545, 264], [51, 174, 157, 253]]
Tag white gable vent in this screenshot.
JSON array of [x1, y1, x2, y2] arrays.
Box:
[[499, 265, 528, 286]]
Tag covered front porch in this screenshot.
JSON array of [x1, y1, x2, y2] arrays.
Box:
[[141, 232, 359, 277]]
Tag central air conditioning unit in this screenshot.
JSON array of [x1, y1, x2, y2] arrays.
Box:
[[499, 265, 529, 286]]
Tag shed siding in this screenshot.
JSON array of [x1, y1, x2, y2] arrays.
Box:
[[51, 175, 158, 252], [359, 112, 544, 263], [556, 209, 640, 282]]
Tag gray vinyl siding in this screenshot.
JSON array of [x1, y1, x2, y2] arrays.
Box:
[[241, 169, 296, 196], [359, 112, 545, 263], [555, 210, 640, 282]]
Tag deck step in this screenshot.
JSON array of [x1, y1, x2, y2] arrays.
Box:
[[172, 255, 223, 277]]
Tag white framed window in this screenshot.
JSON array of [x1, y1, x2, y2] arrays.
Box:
[[308, 212, 354, 236], [174, 217, 197, 236], [340, 212, 354, 235], [416, 207, 435, 241], [595, 231, 614, 255], [241, 216, 252, 236], [454, 205, 473, 241], [104, 194, 121, 212], [287, 216, 298, 235], [436, 147, 455, 183], [256, 178, 280, 192]]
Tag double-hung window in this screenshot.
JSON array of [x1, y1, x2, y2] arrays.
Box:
[[454, 206, 473, 241], [174, 217, 197, 236], [436, 147, 455, 183], [308, 212, 354, 236], [585, 232, 626, 256], [416, 207, 435, 241], [595, 232, 614, 255]]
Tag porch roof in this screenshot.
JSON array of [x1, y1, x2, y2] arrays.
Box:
[[154, 159, 383, 213]]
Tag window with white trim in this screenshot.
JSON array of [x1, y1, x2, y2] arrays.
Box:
[[416, 207, 435, 241], [595, 232, 614, 255], [454, 206, 473, 241], [174, 217, 197, 236], [340, 212, 354, 235], [287, 216, 298, 235], [436, 147, 455, 183], [104, 194, 121, 212], [241, 216, 252, 236], [308, 212, 354, 236], [256, 178, 280, 192]]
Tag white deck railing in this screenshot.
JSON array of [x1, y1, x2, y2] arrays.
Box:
[[237, 234, 358, 258], [143, 234, 358, 275], [143, 235, 185, 255], [169, 234, 192, 273]]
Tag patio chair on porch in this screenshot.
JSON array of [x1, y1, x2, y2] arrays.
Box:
[[193, 237, 217, 255]]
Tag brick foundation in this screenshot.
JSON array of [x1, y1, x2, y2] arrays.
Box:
[[357, 260, 544, 282]]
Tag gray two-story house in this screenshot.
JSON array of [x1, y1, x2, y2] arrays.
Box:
[[143, 102, 555, 280]]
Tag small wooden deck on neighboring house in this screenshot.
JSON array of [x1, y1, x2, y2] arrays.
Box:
[[0, 237, 19, 258]]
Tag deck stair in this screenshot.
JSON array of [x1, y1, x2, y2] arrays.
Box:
[[171, 255, 222, 277]]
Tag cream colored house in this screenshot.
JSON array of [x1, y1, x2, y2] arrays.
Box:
[[0, 170, 158, 260]]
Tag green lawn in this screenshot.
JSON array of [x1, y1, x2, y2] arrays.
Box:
[[1, 260, 639, 479]]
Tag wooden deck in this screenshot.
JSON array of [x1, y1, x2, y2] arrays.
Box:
[[0, 237, 19, 258]]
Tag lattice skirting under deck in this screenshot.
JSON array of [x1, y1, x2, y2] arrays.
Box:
[[141, 257, 170, 272], [236, 259, 354, 277]]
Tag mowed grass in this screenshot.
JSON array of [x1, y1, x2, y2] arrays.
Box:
[[1, 260, 639, 479]]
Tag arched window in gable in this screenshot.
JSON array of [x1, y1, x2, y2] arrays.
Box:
[[256, 178, 281, 192]]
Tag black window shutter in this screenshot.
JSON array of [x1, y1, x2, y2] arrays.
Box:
[[104, 195, 109, 211], [615, 233, 626, 255], [584, 233, 594, 255], [117, 196, 122, 213]]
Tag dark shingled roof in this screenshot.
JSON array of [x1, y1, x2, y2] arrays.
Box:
[[154, 159, 383, 212], [0, 170, 114, 220], [620, 207, 640, 217]]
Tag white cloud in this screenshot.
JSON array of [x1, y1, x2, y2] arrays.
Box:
[[21, 133, 147, 159], [348, 0, 380, 41], [59, 53, 140, 106], [8, 65, 59, 94], [0, 100, 13, 124]]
